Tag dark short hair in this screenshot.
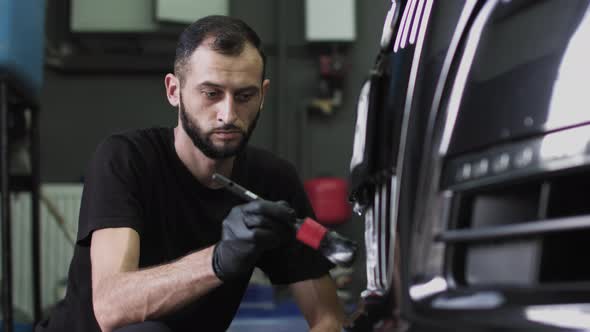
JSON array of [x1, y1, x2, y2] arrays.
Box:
[[174, 15, 266, 84]]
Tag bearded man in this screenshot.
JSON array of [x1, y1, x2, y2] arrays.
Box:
[[36, 15, 344, 332]]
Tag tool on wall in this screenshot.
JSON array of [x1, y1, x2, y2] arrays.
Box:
[[304, 0, 355, 116], [308, 47, 348, 116]]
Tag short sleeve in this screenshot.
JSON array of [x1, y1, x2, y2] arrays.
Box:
[[256, 162, 334, 284], [76, 135, 148, 245]]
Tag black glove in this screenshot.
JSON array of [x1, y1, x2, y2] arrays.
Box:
[[212, 200, 295, 281]]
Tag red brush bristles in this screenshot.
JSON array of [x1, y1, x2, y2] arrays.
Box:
[[296, 217, 328, 249]]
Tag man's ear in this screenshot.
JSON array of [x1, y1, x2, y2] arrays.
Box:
[[165, 73, 181, 107], [260, 79, 270, 110]]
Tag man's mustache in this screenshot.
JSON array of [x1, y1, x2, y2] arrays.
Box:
[[212, 124, 245, 133]]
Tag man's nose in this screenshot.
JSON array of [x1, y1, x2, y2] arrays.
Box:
[[217, 95, 237, 124]]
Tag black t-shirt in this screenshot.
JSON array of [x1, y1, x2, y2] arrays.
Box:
[[36, 127, 332, 332]]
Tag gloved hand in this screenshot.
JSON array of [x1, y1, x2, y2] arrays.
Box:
[[212, 200, 295, 281]]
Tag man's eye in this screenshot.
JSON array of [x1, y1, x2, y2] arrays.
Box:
[[202, 90, 220, 99], [235, 93, 254, 102]]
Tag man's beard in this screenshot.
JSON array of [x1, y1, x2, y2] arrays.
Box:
[[179, 94, 260, 159]]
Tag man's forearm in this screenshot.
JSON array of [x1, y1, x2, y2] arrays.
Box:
[[93, 245, 221, 332], [290, 275, 345, 332], [310, 316, 344, 332]]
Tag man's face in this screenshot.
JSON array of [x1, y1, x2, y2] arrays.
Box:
[[179, 92, 260, 159], [176, 40, 269, 159]]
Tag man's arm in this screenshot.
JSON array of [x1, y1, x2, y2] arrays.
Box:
[[290, 274, 346, 332], [91, 227, 222, 332], [91, 200, 294, 332]]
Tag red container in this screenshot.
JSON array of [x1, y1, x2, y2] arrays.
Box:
[[304, 177, 351, 225]]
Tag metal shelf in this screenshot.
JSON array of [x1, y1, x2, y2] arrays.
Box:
[[0, 81, 41, 332]]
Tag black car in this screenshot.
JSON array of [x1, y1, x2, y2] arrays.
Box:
[[350, 0, 590, 330]]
